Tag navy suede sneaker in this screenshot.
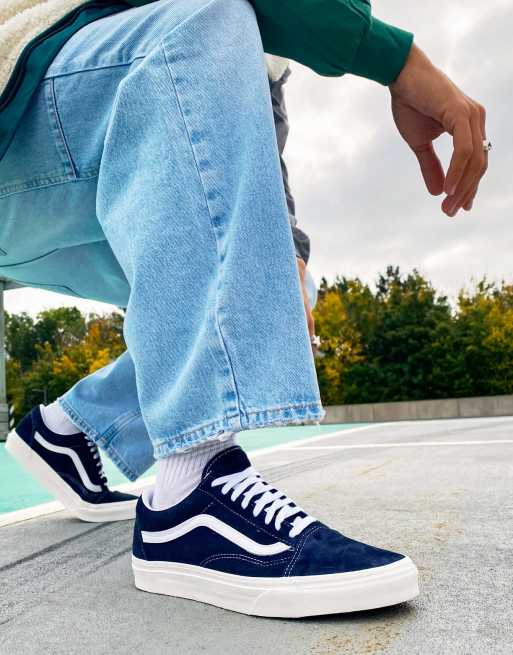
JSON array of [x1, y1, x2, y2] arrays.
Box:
[[6, 406, 138, 522], [132, 446, 418, 617]]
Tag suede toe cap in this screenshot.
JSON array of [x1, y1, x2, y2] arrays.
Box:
[[289, 526, 405, 576]]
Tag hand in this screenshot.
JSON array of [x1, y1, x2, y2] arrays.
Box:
[[390, 44, 488, 217], [296, 257, 316, 344]]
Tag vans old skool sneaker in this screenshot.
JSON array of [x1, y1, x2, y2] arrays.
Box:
[[6, 406, 138, 522], [132, 446, 419, 617]]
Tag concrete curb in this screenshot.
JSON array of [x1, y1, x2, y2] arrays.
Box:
[[323, 394, 513, 424]]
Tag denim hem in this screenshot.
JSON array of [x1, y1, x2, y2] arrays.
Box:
[[58, 398, 141, 481], [152, 402, 326, 460], [59, 398, 325, 478]]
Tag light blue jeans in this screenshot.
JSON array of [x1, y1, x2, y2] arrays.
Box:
[[0, 0, 324, 480]]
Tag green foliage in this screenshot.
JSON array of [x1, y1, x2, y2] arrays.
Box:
[[314, 268, 513, 405], [5, 307, 86, 372], [6, 309, 125, 421], [5, 269, 513, 418]]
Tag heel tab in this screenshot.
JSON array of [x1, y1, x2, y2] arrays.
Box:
[[132, 513, 148, 560]]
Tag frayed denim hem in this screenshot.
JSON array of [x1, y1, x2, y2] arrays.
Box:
[[152, 402, 326, 460], [59, 398, 325, 479]]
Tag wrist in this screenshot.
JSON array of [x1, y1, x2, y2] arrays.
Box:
[[389, 44, 435, 98]]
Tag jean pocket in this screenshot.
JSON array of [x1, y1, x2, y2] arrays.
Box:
[[0, 79, 75, 198]]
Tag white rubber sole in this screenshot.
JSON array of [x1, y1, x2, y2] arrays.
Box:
[[132, 555, 419, 618], [6, 430, 137, 522]]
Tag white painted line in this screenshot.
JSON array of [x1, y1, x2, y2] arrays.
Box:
[[0, 476, 156, 529], [0, 501, 64, 528], [289, 439, 513, 451], [247, 424, 383, 458]]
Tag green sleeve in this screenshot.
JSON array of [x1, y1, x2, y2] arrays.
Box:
[[250, 0, 413, 85], [125, 0, 413, 85]]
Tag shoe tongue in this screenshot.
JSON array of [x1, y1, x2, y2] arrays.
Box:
[[202, 446, 251, 480]]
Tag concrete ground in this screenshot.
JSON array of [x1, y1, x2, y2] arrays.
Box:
[[1, 417, 512, 654]]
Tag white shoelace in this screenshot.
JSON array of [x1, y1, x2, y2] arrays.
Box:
[[211, 466, 316, 538], [86, 438, 107, 485]]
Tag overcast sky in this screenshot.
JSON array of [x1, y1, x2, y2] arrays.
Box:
[[5, 0, 512, 315]]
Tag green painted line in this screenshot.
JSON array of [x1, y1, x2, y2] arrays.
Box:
[[0, 423, 363, 514]]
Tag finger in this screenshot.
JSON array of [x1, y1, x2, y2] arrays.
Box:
[[444, 108, 486, 215], [462, 179, 481, 211], [414, 143, 445, 195], [445, 118, 473, 196], [462, 186, 477, 211]]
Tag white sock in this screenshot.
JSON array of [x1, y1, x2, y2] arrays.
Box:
[[40, 401, 81, 436], [152, 433, 237, 510]]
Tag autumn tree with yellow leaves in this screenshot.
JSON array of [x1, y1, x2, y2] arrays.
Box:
[[314, 268, 513, 405], [6, 308, 125, 421]]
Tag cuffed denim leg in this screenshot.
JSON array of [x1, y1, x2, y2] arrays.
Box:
[[3, 0, 324, 478], [93, 0, 324, 456]]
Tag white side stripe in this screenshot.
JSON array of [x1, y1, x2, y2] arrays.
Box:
[[141, 514, 291, 556], [34, 432, 103, 494]]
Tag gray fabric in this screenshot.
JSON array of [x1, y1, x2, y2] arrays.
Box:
[[270, 69, 311, 264]]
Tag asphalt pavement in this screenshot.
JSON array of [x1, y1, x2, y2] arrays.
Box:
[[1, 417, 512, 654]]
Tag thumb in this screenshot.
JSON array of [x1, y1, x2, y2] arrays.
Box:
[[414, 143, 445, 196]]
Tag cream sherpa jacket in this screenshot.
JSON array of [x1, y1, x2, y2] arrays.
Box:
[[0, 1, 89, 98], [0, 1, 288, 102]]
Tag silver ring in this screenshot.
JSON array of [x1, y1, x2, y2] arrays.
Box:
[[483, 139, 492, 152]]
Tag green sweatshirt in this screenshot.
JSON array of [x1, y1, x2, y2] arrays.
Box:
[[0, 0, 413, 158]]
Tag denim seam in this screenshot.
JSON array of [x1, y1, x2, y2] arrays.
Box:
[[101, 447, 139, 482], [49, 78, 77, 179], [100, 409, 143, 443], [0, 174, 77, 199], [59, 398, 101, 440], [162, 38, 243, 425], [44, 57, 145, 81], [153, 413, 239, 447], [78, 169, 100, 180], [9, 281, 81, 297], [245, 401, 323, 415], [153, 421, 239, 455], [160, 0, 220, 50], [60, 397, 143, 448], [44, 79, 75, 181], [59, 398, 140, 480], [0, 249, 59, 268], [0, 172, 100, 198], [152, 402, 324, 457]]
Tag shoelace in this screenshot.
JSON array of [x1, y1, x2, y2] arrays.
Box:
[[211, 466, 316, 538], [85, 438, 107, 485]]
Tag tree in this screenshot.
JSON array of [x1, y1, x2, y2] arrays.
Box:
[[6, 310, 125, 421], [451, 281, 513, 396], [5, 307, 86, 372], [6, 271, 513, 419], [314, 289, 363, 405], [313, 268, 513, 405]]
